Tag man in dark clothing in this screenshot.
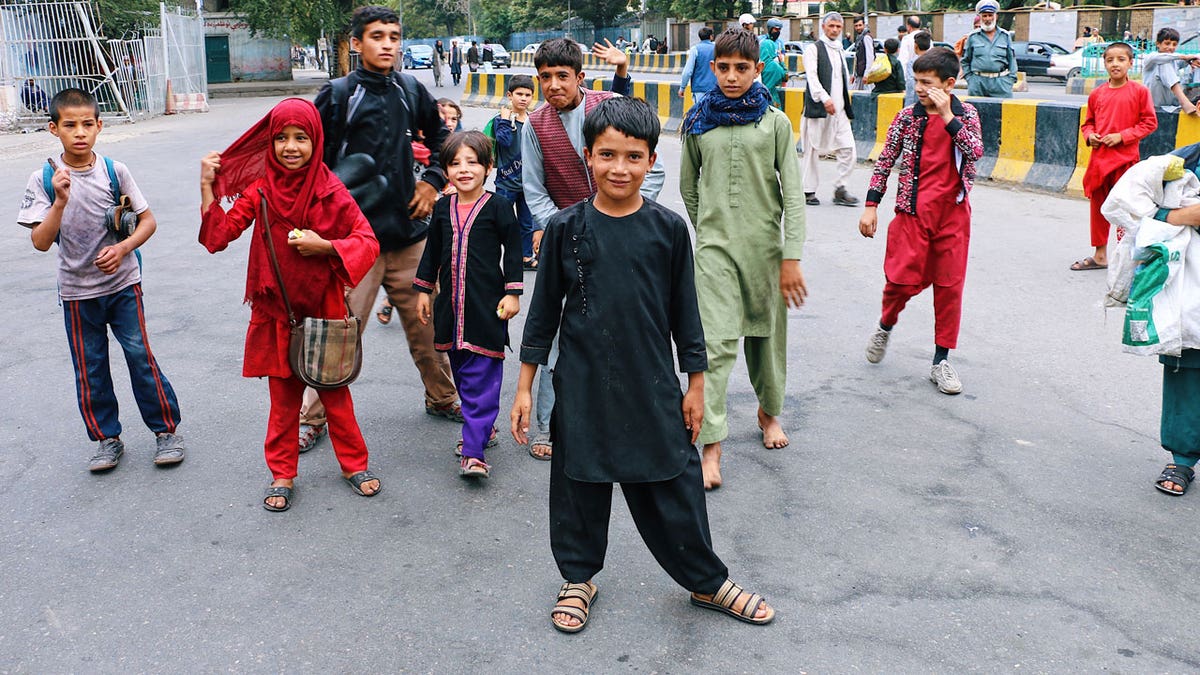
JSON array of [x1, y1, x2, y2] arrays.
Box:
[[467, 41, 480, 72], [298, 5, 460, 451], [449, 39, 463, 85], [852, 16, 875, 90]]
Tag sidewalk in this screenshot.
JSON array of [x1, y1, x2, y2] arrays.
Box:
[[208, 68, 329, 99]]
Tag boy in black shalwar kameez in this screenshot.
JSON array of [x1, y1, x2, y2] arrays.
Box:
[[511, 97, 775, 633]]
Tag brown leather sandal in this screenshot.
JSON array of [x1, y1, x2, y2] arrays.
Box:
[[690, 579, 775, 625], [551, 581, 598, 633]]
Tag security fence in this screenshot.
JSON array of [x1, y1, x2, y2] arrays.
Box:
[[0, 0, 204, 128]]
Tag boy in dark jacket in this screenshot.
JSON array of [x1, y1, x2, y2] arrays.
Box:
[[871, 38, 906, 95], [299, 5, 459, 451]]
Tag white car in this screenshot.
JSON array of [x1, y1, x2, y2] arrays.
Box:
[[522, 42, 540, 54], [1048, 47, 1085, 80]]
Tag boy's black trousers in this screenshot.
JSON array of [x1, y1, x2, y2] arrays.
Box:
[[549, 446, 729, 595]]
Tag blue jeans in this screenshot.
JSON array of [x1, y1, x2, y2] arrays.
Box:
[[62, 283, 181, 441], [535, 338, 558, 433], [495, 186, 537, 259]]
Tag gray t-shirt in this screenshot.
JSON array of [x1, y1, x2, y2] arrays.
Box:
[[17, 155, 148, 301]]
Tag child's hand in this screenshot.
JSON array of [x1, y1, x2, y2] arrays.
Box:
[[500, 104, 511, 120], [780, 259, 807, 309], [682, 381, 704, 445], [416, 292, 432, 325], [286, 230, 333, 256], [859, 206, 878, 238], [200, 151, 221, 186], [442, 183, 457, 196], [1101, 132, 1123, 147], [409, 181, 438, 219], [48, 158, 70, 204], [532, 229, 544, 256], [1087, 133, 1103, 148], [496, 294, 519, 320], [95, 243, 126, 274], [927, 87, 953, 119], [510, 390, 532, 445], [593, 39, 628, 67]]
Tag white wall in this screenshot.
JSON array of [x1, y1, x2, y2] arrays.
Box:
[[1029, 10, 1078, 50], [1154, 8, 1200, 45], [943, 13, 977, 45], [875, 15, 904, 42]]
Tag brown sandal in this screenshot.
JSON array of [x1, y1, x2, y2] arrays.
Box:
[[690, 579, 775, 625], [551, 581, 598, 633]]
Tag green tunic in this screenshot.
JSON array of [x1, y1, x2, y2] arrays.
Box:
[[680, 107, 806, 340]]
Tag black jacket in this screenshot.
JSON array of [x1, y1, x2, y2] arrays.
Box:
[[314, 67, 449, 251]]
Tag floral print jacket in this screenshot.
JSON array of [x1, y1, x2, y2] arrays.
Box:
[[865, 96, 984, 214]]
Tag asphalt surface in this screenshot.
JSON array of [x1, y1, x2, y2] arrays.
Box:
[[1, 71, 1197, 672]]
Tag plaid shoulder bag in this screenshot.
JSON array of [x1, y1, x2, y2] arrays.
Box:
[[258, 189, 363, 389]]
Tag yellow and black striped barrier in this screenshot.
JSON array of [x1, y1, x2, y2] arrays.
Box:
[[464, 72, 1200, 197], [508, 51, 688, 74]]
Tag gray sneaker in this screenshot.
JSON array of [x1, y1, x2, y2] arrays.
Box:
[[154, 432, 186, 466], [89, 437, 124, 472], [833, 186, 860, 207], [866, 326, 891, 363], [930, 360, 963, 395]]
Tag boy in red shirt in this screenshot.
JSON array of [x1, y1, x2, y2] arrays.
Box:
[[858, 48, 983, 395], [1072, 42, 1157, 271]]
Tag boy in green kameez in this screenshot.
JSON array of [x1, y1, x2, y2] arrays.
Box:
[[680, 28, 808, 490]]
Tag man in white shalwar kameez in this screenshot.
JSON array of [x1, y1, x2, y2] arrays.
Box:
[[801, 12, 860, 207]]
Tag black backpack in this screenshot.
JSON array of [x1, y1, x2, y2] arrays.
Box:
[[325, 70, 423, 166]]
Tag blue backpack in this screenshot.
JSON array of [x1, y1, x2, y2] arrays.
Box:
[[43, 156, 142, 267]]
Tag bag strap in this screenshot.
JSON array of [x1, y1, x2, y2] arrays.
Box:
[[104, 156, 119, 204], [257, 189, 298, 327]]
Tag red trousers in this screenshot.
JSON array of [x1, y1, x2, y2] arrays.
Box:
[[880, 202, 970, 349], [266, 376, 368, 480], [1088, 173, 1119, 247]]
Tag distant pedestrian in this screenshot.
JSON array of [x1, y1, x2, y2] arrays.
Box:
[[870, 38, 905, 94], [199, 98, 379, 511], [858, 48, 983, 395], [679, 26, 717, 105], [467, 41, 480, 72], [905, 31, 932, 106], [1073, 42, 1157, 271], [681, 29, 807, 490], [961, 0, 1018, 98], [432, 39, 445, 87], [449, 39, 463, 85], [801, 12, 860, 207], [20, 86, 186, 472], [852, 16, 875, 90], [415, 131, 522, 480], [483, 75, 537, 268]]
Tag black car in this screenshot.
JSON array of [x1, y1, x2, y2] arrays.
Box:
[[1013, 40, 1069, 77]]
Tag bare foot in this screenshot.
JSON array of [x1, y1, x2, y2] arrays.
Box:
[[701, 442, 723, 490], [266, 478, 294, 509], [757, 408, 789, 449]]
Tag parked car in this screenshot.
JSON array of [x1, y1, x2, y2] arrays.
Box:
[[1047, 46, 1085, 80], [1013, 40, 1069, 78], [403, 44, 433, 69], [486, 43, 510, 67], [522, 42, 540, 54]]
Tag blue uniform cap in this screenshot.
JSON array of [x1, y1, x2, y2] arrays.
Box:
[[975, 0, 999, 13]]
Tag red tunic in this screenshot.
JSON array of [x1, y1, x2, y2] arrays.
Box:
[[199, 178, 379, 378], [1081, 81, 1157, 198]]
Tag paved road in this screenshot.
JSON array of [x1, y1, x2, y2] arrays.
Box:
[[1, 85, 1197, 672]]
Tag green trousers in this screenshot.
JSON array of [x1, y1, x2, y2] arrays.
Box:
[[966, 76, 1014, 98], [698, 321, 788, 446], [1162, 364, 1200, 466]]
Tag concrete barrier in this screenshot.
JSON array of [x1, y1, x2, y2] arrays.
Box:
[[463, 72, 1200, 197], [509, 51, 686, 74]]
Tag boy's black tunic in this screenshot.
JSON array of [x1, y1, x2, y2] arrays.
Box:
[[414, 193, 524, 356], [522, 198, 727, 592], [521, 199, 708, 482]]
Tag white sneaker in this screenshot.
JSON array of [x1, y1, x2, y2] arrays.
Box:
[[929, 360, 963, 395], [866, 326, 891, 363]]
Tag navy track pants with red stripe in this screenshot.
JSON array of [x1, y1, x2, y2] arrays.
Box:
[[62, 283, 181, 441]]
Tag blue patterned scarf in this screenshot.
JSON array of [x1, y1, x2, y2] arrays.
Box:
[[683, 82, 772, 136]]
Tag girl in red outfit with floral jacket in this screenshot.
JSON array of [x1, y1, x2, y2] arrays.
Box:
[[858, 48, 984, 396], [198, 98, 381, 512]]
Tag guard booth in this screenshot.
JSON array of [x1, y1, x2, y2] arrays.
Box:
[[205, 34, 231, 83]]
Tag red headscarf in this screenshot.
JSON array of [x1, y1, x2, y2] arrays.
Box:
[[214, 98, 350, 320], [213, 97, 335, 230]]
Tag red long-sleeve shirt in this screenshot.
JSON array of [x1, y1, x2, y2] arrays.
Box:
[[1081, 81, 1157, 195]]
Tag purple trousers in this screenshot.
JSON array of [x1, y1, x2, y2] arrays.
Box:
[[449, 349, 504, 460]]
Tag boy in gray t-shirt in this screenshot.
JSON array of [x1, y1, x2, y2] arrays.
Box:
[[17, 88, 184, 472]]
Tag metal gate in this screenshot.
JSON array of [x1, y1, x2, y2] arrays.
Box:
[[0, 0, 132, 125], [160, 2, 207, 112]]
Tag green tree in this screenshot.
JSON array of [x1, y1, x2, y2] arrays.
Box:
[[510, 0, 567, 32], [649, 0, 747, 21], [227, 0, 354, 44], [574, 0, 628, 28], [95, 0, 160, 38]]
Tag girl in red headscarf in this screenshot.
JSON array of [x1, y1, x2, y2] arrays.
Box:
[[198, 98, 380, 512]]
